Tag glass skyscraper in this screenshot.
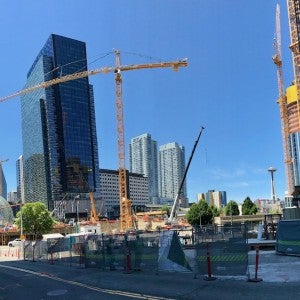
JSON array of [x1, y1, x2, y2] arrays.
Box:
[[0, 163, 7, 200], [21, 34, 100, 210], [16, 155, 25, 204], [129, 133, 159, 204]]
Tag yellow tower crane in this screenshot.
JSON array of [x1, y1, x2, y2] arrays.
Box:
[[0, 52, 188, 232], [272, 4, 294, 197]]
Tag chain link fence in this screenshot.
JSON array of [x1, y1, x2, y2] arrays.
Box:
[[19, 225, 248, 278], [84, 232, 159, 273], [194, 224, 248, 276]]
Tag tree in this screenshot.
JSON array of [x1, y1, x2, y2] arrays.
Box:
[[210, 205, 221, 217], [242, 197, 258, 215], [161, 205, 171, 217], [225, 200, 240, 216], [15, 202, 55, 239], [186, 200, 213, 226]]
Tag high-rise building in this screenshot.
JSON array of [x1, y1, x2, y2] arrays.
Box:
[[0, 196, 14, 224], [197, 190, 227, 209], [285, 85, 300, 188], [129, 133, 159, 204], [16, 155, 25, 204], [21, 34, 100, 211], [286, 2, 300, 206], [7, 190, 19, 217], [7, 191, 18, 204], [0, 163, 7, 200], [159, 142, 188, 207]]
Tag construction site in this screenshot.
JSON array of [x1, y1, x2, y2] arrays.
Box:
[[5, 4, 300, 300], [270, 1, 300, 219], [2, 0, 300, 266], [0, 39, 191, 236]]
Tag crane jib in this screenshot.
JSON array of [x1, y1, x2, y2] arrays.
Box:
[[0, 60, 188, 103]]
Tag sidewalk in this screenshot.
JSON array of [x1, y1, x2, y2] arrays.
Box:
[[248, 250, 300, 282], [1, 248, 300, 283]]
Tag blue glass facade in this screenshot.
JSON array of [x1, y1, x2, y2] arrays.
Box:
[[220, 191, 227, 206], [289, 132, 300, 187], [0, 165, 7, 200], [21, 34, 100, 209]]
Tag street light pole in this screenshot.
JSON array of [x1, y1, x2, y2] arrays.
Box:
[[199, 207, 204, 230], [76, 199, 79, 223], [74, 195, 80, 233], [20, 207, 24, 239], [199, 212, 202, 229]]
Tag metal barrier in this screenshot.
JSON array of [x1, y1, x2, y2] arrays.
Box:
[[22, 237, 85, 266], [23, 241, 48, 261], [84, 232, 159, 273], [17, 226, 249, 279], [133, 232, 159, 273], [195, 224, 248, 277]]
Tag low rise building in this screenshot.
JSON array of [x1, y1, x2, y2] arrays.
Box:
[[255, 198, 282, 214], [99, 169, 149, 218]]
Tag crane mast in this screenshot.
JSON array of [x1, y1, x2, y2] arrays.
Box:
[[115, 50, 133, 231], [273, 4, 294, 196], [89, 191, 99, 223], [0, 52, 188, 232]]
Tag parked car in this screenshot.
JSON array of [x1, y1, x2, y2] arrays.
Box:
[[8, 238, 22, 247]]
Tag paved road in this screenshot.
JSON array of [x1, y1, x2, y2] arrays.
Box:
[[1, 259, 300, 300], [0, 263, 170, 300]]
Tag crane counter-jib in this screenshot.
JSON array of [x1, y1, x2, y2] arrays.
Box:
[[0, 60, 188, 103]]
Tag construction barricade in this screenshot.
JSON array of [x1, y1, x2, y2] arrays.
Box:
[[195, 224, 248, 278], [84, 232, 159, 273], [15, 225, 250, 280]]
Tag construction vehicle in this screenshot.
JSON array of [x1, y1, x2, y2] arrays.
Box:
[[0, 51, 188, 232], [168, 126, 204, 224], [272, 4, 294, 198]]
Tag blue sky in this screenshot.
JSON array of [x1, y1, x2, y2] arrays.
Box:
[[0, 0, 293, 203]]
